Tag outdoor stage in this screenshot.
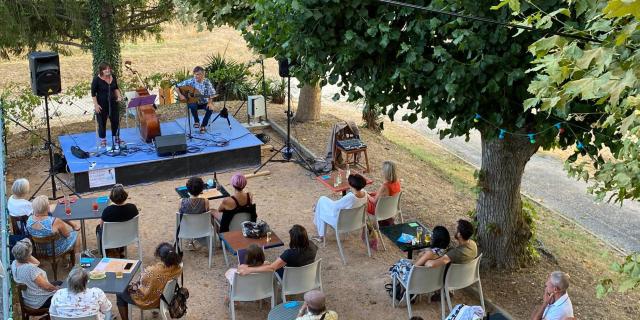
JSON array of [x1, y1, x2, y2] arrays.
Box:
[[59, 113, 263, 193]]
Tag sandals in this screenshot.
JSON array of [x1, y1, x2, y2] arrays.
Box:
[[193, 123, 200, 129], [199, 125, 207, 133], [100, 139, 107, 148]]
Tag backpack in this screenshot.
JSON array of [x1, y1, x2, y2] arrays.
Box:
[[161, 282, 189, 318], [384, 282, 415, 303]]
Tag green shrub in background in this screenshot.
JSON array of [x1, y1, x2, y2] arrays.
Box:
[[265, 78, 285, 104], [204, 53, 253, 100]]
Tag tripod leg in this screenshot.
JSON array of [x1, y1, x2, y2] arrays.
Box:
[[54, 174, 79, 197], [291, 147, 319, 176], [30, 175, 53, 200], [253, 145, 285, 174]]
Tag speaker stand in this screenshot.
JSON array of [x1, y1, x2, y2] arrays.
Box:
[[254, 76, 318, 176], [30, 95, 78, 200]]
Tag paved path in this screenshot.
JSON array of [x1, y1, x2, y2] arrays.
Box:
[[404, 117, 640, 254], [289, 81, 640, 254]]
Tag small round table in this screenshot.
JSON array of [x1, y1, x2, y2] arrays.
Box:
[[268, 301, 303, 320]]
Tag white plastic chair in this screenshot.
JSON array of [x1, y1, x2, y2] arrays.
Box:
[[392, 265, 446, 319], [373, 193, 401, 251], [176, 212, 215, 268], [444, 253, 484, 312], [160, 278, 178, 320], [101, 215, 142, 260], [323, 204, 370, 264], [220, 212, 252, 266], [51, 314, 100, 320], [397, 191, 404, 223], [229, 271, 275, 320], [276, 259, 323, 302], [131, 277, 179, 320]]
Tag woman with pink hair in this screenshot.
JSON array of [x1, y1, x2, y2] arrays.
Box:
[[211, 173, 257, 232]]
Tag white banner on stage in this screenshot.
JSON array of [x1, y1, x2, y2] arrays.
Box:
[[89, 168, 116, 188]]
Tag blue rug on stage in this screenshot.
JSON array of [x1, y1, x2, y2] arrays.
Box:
[[59, 114, 263, 173]]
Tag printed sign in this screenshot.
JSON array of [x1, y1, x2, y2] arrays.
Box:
[[88, 168, 116, 188]]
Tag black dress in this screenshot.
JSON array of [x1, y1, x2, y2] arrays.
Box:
[[91, 75, 120, 139]]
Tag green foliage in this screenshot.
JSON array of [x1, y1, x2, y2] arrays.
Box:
[[503, 0, 640, 204], [181, 0, 255, 28], [204, 53, 254, 100], [265, 78, 286, 104], [598, 253, 640, 298]]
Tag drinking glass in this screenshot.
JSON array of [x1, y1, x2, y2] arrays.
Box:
[[266, 231, 272, 243], [65, 206, 72, 216], [416, 227, 423, 245], [92, 201, 99, 212]]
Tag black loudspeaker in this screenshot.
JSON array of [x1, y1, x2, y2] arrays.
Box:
[[28, 51, 61, 96], [278, 58, 291, 77], [155, 134, 187, 157]]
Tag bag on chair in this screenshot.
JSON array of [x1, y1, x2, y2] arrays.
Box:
[[241, 220, 270, 238], [161, 282, 190, 318]]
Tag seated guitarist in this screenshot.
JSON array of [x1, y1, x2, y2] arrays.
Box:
[[175, 66, 216, 133]]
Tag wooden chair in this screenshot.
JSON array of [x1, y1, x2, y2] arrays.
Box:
[[9, 215, 28, 234], [15, 282, 50, 319], [31, 233, 75, 281]]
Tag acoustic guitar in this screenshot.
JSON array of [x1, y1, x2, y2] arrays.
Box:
[[124, 61, 161, 142], [177, 85, 218, 104]]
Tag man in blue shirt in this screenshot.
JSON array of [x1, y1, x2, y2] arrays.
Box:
[[175, 66, 217, 133]]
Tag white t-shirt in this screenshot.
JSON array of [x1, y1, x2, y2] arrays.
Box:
[[49, 288, 112, 320], [7, 196, 33, 217], [543, 293, 573, 320]]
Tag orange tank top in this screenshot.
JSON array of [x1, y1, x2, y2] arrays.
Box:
[[384, 180, 401, 196]]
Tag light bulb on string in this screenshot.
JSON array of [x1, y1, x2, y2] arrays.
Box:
[[574, 141, 583, 152], [554, 122, 565, 135], [528, 133, 536, 144], [498, 129, 506, 140], [474, 114, 481, 123]]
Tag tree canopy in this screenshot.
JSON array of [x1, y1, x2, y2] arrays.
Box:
[[0, 0, 174, 74], [500, 0, 640, 295]]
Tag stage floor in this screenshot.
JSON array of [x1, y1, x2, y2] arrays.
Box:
[[59, 114, 263, 192]]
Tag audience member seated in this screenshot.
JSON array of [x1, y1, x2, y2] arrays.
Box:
[[425, 219, 478, 268], [8, 178, 33, 233], [211, 173, 256, 232], [11, 238, 61, 310], [531, 271, 573, 320], [49, 267, 112, 320], [178, 177, 210, 250], [224, 244, 266, 303], [389, 226, 450, 283], [27, 195, 80, 258], [312, 174, 368, 242], [96, 184, 139, 257], [239, 224, 317, 278], [116, 242, 183, 320], [367, 161, 401, 226], [295, 290, 338, 320]]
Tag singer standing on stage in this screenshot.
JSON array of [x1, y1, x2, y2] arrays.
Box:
[[92, 62, 123, 148], [175, 66, 216, 134]]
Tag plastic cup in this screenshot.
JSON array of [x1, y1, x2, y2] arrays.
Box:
[[266, 231, 272, 243], [92, 201, 99, 211], [65, 206, 71, 216], [115, 271, 123, 279], [416, 227, 423, 245]]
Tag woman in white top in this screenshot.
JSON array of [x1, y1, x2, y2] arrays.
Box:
[[8, 179, 33, 233], [10, 238, 61, 309], [312, 173, 368, 241], [50, 267, 112, 320]]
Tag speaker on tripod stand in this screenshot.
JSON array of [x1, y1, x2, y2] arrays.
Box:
[[253, 58, 317, 175], [27, 51, 76, 200]]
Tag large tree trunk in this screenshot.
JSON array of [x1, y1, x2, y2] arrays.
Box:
[[90, 0, 121, 76], [476, 132, 539, 269], [295, 82, 321, 122]]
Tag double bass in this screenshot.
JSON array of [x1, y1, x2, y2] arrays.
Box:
[[124, 61, 161, 142]]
